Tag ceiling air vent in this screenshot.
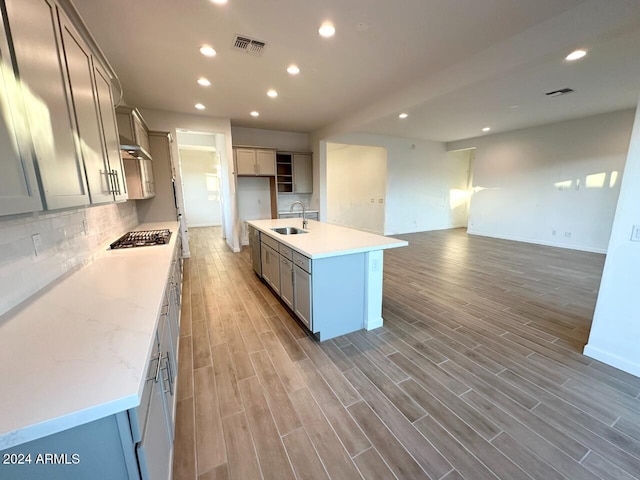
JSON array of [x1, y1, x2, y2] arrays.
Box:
[[232, 34, 267, 56], [545, 88, 575, 97]]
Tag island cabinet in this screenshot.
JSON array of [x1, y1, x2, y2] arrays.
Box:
[[260, 233, 281, 295], [234, 147, 276, 176], [1, 0, 126, 213], [248, 219, 408, 340]]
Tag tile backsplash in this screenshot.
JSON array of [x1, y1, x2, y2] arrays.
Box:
[[0, 202, 138, 316], [277, 193, 317, 213]]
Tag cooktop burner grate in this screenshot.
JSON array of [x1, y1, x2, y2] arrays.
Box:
[[110, 229, 172, 249]]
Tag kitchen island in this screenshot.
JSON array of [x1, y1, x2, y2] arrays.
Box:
[[248, 218, 408, 340], [0, 222, 181, 479]]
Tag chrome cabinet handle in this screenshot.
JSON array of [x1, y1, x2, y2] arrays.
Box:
[[112, 170, 121, 195], [161, 353, 174, 396], [146, 353, 161, 382]]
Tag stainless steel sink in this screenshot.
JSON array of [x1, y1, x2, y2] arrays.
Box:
[[271, 227, 308, 235]]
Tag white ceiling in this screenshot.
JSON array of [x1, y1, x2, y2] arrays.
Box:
[[72, 0, 640, 142]]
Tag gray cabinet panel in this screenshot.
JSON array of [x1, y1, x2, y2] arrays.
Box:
[[293, 265, 312, 330], [280, 255, 294, 309], [0, 12, 42, 216], [94, 62, 126, 201], [5, 0, 89, 210], [293, 153, 312, 193], [59, 12, 111, 204]]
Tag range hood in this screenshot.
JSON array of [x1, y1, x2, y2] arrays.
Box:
[[120, 143, 152, 161]]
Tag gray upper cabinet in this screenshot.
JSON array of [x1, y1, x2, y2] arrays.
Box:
[[293, 153, 312, 193], [94, 62, 127, 202], [1, 0, 124, 215], [4, 0, 90, 210], [58, 11, 113, 205], [0, 10, 43, 216], [234, 147, 276, 176]]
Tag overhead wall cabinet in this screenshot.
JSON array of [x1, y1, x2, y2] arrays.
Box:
[[276, 152, 312, 194], [0, 0, 125, 215], [234, 147, 276, 176]]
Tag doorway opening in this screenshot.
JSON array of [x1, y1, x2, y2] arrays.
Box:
[[446, 147, 475, 229], [175, 130, 225, 232]]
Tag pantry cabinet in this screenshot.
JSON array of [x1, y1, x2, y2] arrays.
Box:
[[0, 11, 43, 216], [0, 0, 125, 215]]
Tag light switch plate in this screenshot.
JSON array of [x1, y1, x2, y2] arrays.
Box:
[[631, 225, 640, 242]]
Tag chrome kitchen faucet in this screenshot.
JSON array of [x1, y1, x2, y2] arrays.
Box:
[[290, 201, 307, 229]]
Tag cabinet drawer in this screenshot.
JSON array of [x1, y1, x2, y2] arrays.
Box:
[[293, 251, 311, 273], [279, 244, 293, 260], [261, 233, 279, 251]]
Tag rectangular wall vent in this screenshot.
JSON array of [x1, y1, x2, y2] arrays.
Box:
[[232, 35, 267, 56]]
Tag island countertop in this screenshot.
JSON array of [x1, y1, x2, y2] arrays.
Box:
[[247, 218, 408, 259], [0, 222, 180, 450]]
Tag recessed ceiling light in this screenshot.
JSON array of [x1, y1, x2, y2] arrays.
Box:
[[398, 113, 408, 119], [482, 127, 491, 132], [199, 45, 217, 57], [210, 0, 227, 4], [250, 111, 259, 117], [267, 89, 278, 98], [509, 104, 520, 109], [319, 22, 336, 38], [197, 77, 211, 87], [287, 65, 300, 75], [566, 49, 587, 61], [195, 103, 206, 110]]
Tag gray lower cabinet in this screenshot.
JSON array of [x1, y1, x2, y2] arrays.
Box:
[[292, 251, 312, 329], [279, 255, 294, 309], [249, 226, 261, 276], [0, 246, 182, 480], [260, 243, 280, 295]]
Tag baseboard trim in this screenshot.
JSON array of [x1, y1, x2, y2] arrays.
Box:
[[366, 317, 384, 331], [467, 229, 607, 254], [583, 344, 640, 378]]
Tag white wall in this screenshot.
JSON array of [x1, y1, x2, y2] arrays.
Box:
[[447, 149, 474, 228], [326, 144, 387, 234], [448, 109, 635, 253], [179, 149, 223, 228], [585, 100, 640, 376], [237, 177, 272, 244], [140, 108, 239, 253], [320, 133, 468, 235], [231, 126, 309, 151]]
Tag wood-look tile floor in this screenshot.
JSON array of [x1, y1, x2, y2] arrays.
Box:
[[173, 226, 640, 480]]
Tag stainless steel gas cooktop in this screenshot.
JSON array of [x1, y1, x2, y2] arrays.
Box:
[[110, 229, 172, 249]]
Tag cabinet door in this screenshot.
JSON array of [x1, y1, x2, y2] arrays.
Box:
[[141, 159, 155, 198], [269, 246, 280, 295], [280, 256, 294, 309], [94, 62, 127, 201], [256, 149, 276, 176], [294, 265, 312, 329], [235, 148, 256, 175], [5, 0, 90, 210], [0, 12, 42, 216], [133, 111, 150, 153], [136, 378, 172, 480], [58, 11, 113, 204], [293, 153, 312, 193], [260, 243, 271, 284]]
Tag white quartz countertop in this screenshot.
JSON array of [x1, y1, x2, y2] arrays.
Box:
[[277, 209, 319, 214], [0, 222, 180, 450], [248, 219, 408, 259]]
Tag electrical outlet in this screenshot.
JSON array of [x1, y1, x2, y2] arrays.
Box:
[[378, 198, 384, 204], [631, 225, 640, 242], [31, 233, 42, 256], [565, 232, 572, 238], [552, 230, 557, 236], [370, 198, 375, 203]]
